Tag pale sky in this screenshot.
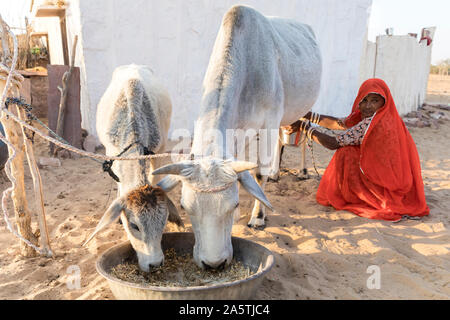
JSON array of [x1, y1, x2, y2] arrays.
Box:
[[368, 0, 450, 64], [0, 0, 31, 32], [1, 0, 449, 64]]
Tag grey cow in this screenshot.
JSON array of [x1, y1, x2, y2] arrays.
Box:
[[153, 5, 322, 269], [84, 64, 183, 272]]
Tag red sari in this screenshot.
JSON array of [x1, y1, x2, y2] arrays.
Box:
[[316, 79, 430, 221]]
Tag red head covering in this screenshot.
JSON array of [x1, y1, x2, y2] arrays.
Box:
[[317, 78, 429, 220]]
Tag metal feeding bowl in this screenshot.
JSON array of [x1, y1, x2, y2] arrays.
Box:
[[96, 232, 274, 300]]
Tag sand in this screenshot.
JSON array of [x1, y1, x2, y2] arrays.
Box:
[[0, 79, 449, 300]]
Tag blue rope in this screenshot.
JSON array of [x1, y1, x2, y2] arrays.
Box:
[[4, 97, 103, 163]]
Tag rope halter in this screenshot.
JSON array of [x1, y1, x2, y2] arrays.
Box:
[[186, 179, 237, 193]]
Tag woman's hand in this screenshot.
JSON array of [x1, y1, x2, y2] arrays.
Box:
[[281, 120, 300, 135], [281, 120, 310, 135], [301, 112, 313, 122]]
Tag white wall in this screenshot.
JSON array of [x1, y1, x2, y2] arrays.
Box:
[[359, 39, 376, 85], [62, 0, 373, 137], [359, 34, 433, 115]]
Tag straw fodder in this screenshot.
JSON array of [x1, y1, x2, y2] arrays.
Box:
[[111, 248, 254, 287]]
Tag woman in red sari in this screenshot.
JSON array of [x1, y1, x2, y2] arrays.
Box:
[[284, 78, 429, 221]]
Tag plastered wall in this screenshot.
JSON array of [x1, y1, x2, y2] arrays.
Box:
[[36, 0, 373, 137], [359, 34, 433, 115]]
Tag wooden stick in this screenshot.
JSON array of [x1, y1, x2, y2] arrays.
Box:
[[59, 16, 69, 66], [24, 17, 31, 69], [0, 17, 39, 257], [53, 35, 77, 156], [0, 88, 39, 257], [18, 106, 52, 257]]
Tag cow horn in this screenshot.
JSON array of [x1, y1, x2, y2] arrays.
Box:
[[152, 162, 194, 177], [228, 161, 258, 173]]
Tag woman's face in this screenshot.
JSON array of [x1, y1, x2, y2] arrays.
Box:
[[359, 93, 385, 119]]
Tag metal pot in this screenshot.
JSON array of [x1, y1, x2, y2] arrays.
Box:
[[281, 128, 302, 147]]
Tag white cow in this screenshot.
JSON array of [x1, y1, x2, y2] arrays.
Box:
[[153, 5, 322, 269], [84, 64, 183, 272]]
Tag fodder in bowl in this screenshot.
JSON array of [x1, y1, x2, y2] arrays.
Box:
[[110, 248, 254, 287], [96, 233, 275, 300]]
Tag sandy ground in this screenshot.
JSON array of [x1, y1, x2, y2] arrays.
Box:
[[0, 79, 449, 300]]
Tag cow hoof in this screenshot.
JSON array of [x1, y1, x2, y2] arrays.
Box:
[[267, 170, 280, 182], [233, 208, 241, 223], [247, 217, 266, 229], [247, 223, 266, 230], [297, 169, 310, 180]]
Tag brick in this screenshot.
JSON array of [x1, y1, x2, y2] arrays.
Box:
[[38, 157, 61, 167]]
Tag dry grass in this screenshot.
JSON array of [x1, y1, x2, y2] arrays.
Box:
[[426, 74, 450, 105], [0, 33, 28, 69], [427, 74, 450, 95]]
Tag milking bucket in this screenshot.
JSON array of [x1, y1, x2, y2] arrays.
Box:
[[281, 128, 302, 147]]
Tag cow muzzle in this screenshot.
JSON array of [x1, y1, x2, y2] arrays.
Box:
[[201, 259, 228, 270]]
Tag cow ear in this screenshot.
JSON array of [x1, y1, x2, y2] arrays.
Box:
[[165, 196, 184, 228], [238, 171, 274, 211], [83, 197, 125, 246]]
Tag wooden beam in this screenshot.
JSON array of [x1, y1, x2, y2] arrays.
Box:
[[30, 32, 48, 37], [59, 16, 69, 66], [53, 35, 78, 156], [34, 5, 66, 18], [25, 17, 31, 69]]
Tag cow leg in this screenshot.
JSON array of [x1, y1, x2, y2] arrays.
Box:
[[297, 133, 309, 180], [247, 168, 268, 229], [248, 124, 279, 229], [233, 205, 241, 224], [267, 130, 283, 182], [116, 184, 123, 225]]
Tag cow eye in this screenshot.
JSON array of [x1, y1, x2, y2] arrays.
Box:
[[235, 203, 239, 209], [130, 222, 140, 232]]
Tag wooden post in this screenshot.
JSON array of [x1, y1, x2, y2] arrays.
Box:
[[59, 15, 69, 66], [18, 106, 53, 256], [0, 86, 39, 257], [53, 35, 77, 156], [0, 17, 39, 257], [24, 17, 31, 69]]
